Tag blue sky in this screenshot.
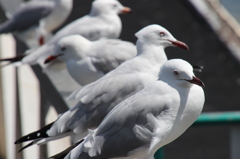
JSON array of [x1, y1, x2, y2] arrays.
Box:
[[221, 0, 240, 23]]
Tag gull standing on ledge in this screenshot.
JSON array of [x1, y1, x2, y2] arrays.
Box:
[[64, 59, 205, 159], [14, 25, 189, 151], [0, 0, 132, 65], [44, 35, 137, 86], [0, 0, 73, 48]]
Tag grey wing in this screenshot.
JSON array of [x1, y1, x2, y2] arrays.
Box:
[[50, 15, 114, 43], [72, 16, 120, 41], [0, 1, 54, 33], [88, 91, 170, 158], [64, 73, 146, 131], [77, 19, 107, 41], [21, 43, 55, 65], [90, 39, 137, 73], [68, 70, 145, 104]]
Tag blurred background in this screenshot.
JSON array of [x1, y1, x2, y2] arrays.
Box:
[[0, 0, 240, 159]]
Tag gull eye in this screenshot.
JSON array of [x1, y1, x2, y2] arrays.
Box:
[[173, 71, 179, 76], [160, 32, 165, 37], [61, 47, 66, 51], [113, 4, 118, 8]]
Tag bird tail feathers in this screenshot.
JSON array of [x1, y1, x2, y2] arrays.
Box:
[[49, 139, 84, 159], [17, 139, 42, 152], [0, 20, 14, 33], [16, 128, 74, 152], [15, 122, 54, 144], [0, 54, 27, 68]]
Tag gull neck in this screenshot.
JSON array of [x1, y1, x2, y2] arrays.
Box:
[[136, 40, 168, 67]]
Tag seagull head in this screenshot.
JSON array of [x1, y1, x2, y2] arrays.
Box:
[[135, 24, 189, 50], [90, 0, 131, 16], [159, 59, 204, 87], [44, 35, 91, 64]]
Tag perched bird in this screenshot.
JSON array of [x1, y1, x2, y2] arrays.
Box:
[[48, 0, 131, 42], [0, 0, 73, 48], [0, 0, 131, 66], [44, 34, 137, 86], [15, 24, 189, 151], [64, 59, 205, 159]]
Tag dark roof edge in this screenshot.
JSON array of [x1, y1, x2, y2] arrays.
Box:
[[186, 0, 240, 63]]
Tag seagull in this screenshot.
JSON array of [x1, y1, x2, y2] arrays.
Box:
[[0, 0, 132, 65], [44, 34, 137, 86], [64, 59, 205, 159], [14, 24, 189, 151], [0, 0, 73, 48]]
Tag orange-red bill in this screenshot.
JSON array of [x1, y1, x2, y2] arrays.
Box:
[[121, 7, 132, 14], [169, 40, 189, 50], [44, 55, 58, 64], [39, 36, 44, 46], [186, 76, 205, 87]]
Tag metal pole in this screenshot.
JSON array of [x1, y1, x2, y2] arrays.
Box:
[[230, 127, 240, 159], [193, 111, 240, 126], [154, 148, 164, 159]]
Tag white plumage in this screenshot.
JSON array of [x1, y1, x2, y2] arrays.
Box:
[[44, 35, 137, 86], [15, 24, 189, 152], [20, 0, 131, 65], [0, 0, 73, 48], [65, 59, 205, 159]]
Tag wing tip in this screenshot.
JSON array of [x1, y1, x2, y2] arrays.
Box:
[[49, 139, 84, 159], [17, 141, 35, 152], [15, 122, 54, 144]]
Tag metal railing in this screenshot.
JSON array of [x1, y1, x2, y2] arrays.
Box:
[[154, 111, 240, 159]]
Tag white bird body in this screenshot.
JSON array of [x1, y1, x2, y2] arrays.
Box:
[[20, 0, 131, 64], [64, 59, 205, 159], [66, 58, 105, 86], [40, 0, 73, 33], [0, 0, 73, 48], [15, 25, 189, 151], [45, 35, 137, 85], [51, 10, 122, 42], [48, 42, 166, 136]]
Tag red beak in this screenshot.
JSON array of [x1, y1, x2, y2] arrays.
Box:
[[44, 55, 59, 64], [186, 76, 205, 87], [169, 40, 189, 50], [120, 7, 132, 14]]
